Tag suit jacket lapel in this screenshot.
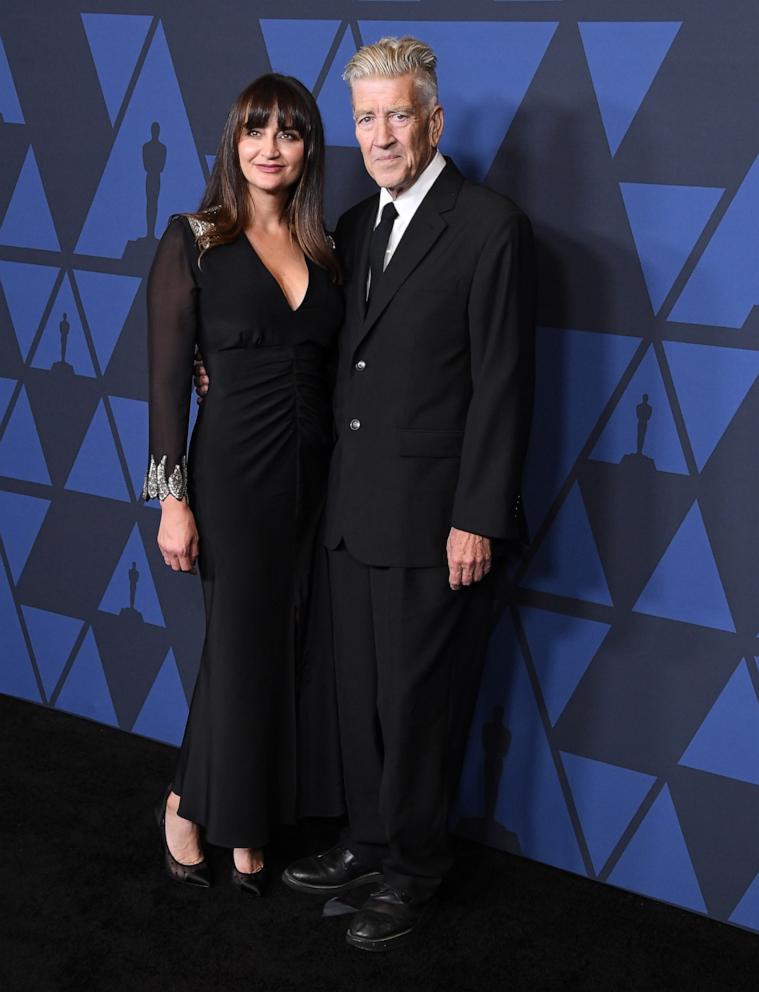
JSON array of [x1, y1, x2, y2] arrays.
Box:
[[350, 160, 464, 354]]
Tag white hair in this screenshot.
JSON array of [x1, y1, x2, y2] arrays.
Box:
[[342, 36, 439, 110]]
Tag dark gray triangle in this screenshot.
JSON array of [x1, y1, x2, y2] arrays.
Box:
[[698, 383, 759, 633], [484, 17, 651, 336], [0, 285, 23, 373], [669, 765, 759, 921], [554, 614, 742, 775], [16, 496, 134, 618], [100, 283, 147, 398], [25, 370, 100, 487], [324, 147, 377, 232], [579, 459, 696, 612], [92, 611, 171, 730]]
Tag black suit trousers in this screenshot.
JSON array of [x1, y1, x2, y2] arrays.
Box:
[[328, 543, 497, 900]]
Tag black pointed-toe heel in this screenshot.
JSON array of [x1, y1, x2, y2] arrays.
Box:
[[232, 862, 269, 896], [155, 785, 211, 888]]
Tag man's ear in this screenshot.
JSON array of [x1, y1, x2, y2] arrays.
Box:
[[429, 105, 444, 147]]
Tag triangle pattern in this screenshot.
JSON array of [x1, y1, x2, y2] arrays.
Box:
[[730, 873, 759, 932], [523, 327, 641, 534], [260, 19, 341, 92], [579, 460, 696, 614], [0, 261, 60, 360], [579, 22, 681, 156], [24, 375, 101, 490], [454, 613, 587, 875], [590, 345, 688, 474], [21, 606, 84, 697], [109, 396, 148, 497], [561, 753, 656, 874], [608, 786, 706, 913], [0, 567, 40, 702], [317, 27, 358, 147], [56, 629, 118, 727], [0, 376, 15, 422], [132, 649, 188, 745], [74, 270, 141, 374], [669, 153, 759, 329], [679, 661, 759, 786], [0, 147, 60, 250], [668, 766, 759, 923], [81, 13, 152, 124], [633, 501, 735, 631], [65, 400, 129, 501], [0, 386, 51, 484], [664, 341, 759, 472], [360, 20, 558, 181], [519, 607, 610, 724], [76, 23, 205, 258], [0, 35, 24, 123], [30, 275, 96, 377], [522, 482, 612, 606], [99, 523, 165, 627], [0, 491, 50, 581], [620, 183, 723, 314]]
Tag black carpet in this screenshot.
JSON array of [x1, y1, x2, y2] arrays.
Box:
[[1, 693, 756, 992]]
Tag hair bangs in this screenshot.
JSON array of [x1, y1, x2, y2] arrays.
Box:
[[240, 75, 312, 138]]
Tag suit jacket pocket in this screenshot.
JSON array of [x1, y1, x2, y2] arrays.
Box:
[[398, 428, 464, 458]]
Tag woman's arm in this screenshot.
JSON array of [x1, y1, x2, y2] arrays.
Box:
[[143, 218, 200, 573]]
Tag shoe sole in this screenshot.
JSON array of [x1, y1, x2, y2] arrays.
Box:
[[280, 869, 383, 896], [345, 925, 415, 952]]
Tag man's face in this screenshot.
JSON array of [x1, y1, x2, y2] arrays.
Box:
[[351, 74, 444, 197]]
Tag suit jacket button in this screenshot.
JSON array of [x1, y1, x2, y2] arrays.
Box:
[[355, 360, 366, 371], [350, 418, 361, 431]]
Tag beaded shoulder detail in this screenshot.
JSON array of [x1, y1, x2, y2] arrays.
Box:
[[187, 215, 216, 251], [327, 234, 336, 251], [141, 454, 189, 503]]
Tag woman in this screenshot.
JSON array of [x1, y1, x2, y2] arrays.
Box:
[[143, 74, 343, 893]]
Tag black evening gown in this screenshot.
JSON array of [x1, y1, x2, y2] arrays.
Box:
[[144, 216, 344, 848]]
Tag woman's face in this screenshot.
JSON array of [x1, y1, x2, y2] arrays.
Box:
[[237, 107, 305, 196]]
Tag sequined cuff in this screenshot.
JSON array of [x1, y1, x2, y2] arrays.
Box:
[[141, 454, 188, 503]]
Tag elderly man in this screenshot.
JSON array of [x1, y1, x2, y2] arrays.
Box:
[[282, 36, 536, 950]]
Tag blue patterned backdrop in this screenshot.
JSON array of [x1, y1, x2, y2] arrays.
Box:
[[1, 0, 758, 935]]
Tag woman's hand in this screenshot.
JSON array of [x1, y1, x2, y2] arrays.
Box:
[[158, 497, 199, 573], [193, 355, 209, 404]]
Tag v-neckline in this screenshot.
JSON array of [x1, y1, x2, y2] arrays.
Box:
[[242, 234, 311, 313]]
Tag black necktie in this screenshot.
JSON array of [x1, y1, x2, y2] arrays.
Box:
[[367, 202, 398, 307]]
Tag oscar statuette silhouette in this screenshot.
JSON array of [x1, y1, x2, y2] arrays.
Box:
[[123, 122, 166, 268]]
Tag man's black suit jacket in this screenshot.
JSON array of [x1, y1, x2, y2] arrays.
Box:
[[324, 160, 537, 568]]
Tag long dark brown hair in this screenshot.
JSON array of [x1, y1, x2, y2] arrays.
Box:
[[190, 74, 340, 281]]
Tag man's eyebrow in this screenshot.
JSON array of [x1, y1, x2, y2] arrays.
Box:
[[353, 104, 415, 118]]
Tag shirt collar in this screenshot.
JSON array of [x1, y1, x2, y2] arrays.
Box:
[[376, 150, 447, 223]]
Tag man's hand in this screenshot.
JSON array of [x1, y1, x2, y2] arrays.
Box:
[[193, 355, 209, 404], [446, 527, 492, 590]]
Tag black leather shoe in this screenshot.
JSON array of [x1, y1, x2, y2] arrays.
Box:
[[155, 785, 211, 888], [282, 844, 382, 895], [346, 884, 429, 951], [232, 863, 268, 896]]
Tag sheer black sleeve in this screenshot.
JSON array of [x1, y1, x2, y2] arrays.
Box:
[[142, 217, 198, 502]]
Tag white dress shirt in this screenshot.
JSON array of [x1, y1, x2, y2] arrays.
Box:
[[366, 150, 447, 297]]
